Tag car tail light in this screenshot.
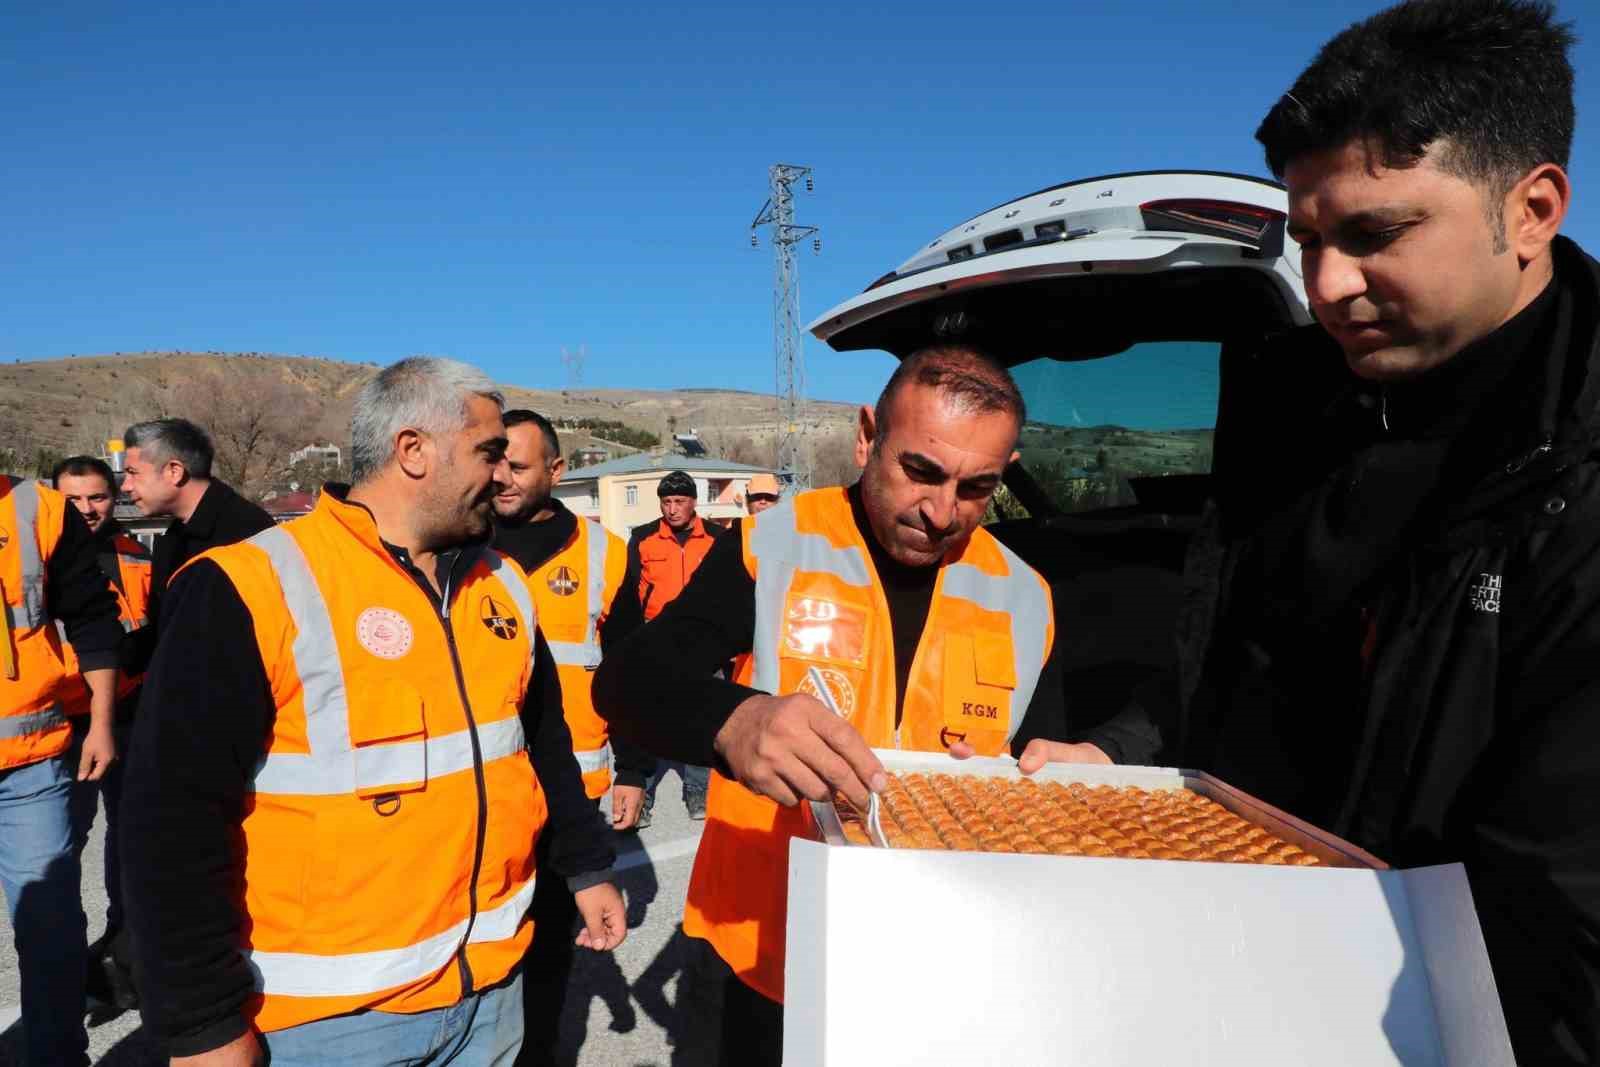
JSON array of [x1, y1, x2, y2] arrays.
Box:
[[1139, 199, 1286, 253]]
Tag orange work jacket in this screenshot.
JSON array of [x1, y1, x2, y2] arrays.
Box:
[[635, 514, 718, 621], [527, 515, 626, 798], [0, 477, 74, 770], [683, 486, 1054, 1002], [197, 492, 545, 1033], [60, 532, 151, 714]]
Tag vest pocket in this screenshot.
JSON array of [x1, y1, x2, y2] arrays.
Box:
[[941, 632, 1014, 741], [349, 679, 428, 798]]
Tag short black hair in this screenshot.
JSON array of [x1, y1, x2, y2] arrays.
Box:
[[123, 418, 215, 479], [502, 408, 562, 461], [873, 343, 1026, 445], [51, 455, 116, 491], [1257, 0, 1576, 207]]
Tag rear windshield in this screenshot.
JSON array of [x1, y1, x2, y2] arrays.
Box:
[[1008, 340, 1219, 514]]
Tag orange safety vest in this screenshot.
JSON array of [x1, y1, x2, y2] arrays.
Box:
[[59, 532, 151, 714], [683, 487, 1055, 1002], [637, 514, 718, 621], [197, 492, 546, 1033], [526, 515, 626, 799], [0, 477, 74, 770]]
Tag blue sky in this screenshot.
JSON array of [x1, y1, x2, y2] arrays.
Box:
[[5, 1, 1599, 407]]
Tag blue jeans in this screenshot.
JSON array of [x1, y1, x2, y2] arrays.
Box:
[[0, 753, 89, 1067], [264, 970, 525, 1066], [644, 762, 708, 811]]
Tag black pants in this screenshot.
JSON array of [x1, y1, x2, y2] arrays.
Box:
[[675, 935, 783, 1067], [516, 843, 580, 1066]]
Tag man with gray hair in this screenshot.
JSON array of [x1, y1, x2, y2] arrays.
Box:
[[123, 357, 625, 1065]]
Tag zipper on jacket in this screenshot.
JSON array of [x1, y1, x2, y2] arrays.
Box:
[[436, 551, 491, 997]]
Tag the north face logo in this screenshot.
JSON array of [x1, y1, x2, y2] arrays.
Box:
[[1468, 572, 1502, 614]]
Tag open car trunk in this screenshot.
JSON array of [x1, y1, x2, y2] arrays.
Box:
[[817, 254, 1304, 749]]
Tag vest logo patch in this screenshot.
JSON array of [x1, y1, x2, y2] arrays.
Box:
[[783, 597, 867, 665], [0, 525, 9, 552], [1468, 572, 1503, 614], [356, 607, 414, 660], [958, 701, 1001, 721], [480, 594, 520, 639], [547, 566, 580, 597], [797, 665, 856, 717]]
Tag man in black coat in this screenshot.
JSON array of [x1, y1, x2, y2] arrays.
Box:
[[120, 418, 274, 671], [1101, 2, 1600, 1061]]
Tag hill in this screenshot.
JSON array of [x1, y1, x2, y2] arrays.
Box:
[[0, 351, 862, 495]]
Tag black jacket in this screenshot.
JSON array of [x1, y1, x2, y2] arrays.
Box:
[[128, 478, 273, 673], [1145, 236, 1600, 1064], [493, 498, 658, 788]]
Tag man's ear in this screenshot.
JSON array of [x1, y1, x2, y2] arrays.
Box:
[[549, 455, 567, 488], [394, 428, 430, 479], [855, 405, 876, 468], [1505, 161, 1570, 267]]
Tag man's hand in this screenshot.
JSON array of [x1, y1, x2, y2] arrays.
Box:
[[611, 784, 645, 831], [172, 1029, 264, 1066], [573, 882, 628, 952], [948, 738, 1112, 773], [77, 721, 116, 782], [79, 666, 117, 781], [713, 692, 886, 810]]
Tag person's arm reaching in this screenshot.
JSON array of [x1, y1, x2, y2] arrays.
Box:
[[594, 521, 885, 810], [120, 560, 274, 1061]]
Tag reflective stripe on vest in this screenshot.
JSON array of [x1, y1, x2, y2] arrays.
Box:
[[573, 743, 611, 775], [245, 529, 533, 796], [117, 551, 150, 631], [0, 704, 66, 740], [746, 503, 1039, 742], [545, 520, 609, 669], [9, 479, 47, 630], [247, 873, 537, 997]]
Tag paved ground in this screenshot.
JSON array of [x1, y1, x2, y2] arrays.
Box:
[[0, 774, 708, 1066]]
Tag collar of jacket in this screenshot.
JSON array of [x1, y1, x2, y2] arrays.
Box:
[[492, 496, 579, 572], [1432, 235, 1600, 527], [181, 480, 227, 538]]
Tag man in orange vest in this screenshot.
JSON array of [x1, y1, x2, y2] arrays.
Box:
[[596, 345, 1125, 1065], [51, 454, 152, 1008], [491, 408, 654, 1066], [122, 357, 627, 1066], [613, 469, 723, 824], [0, 472, 122, 1066]]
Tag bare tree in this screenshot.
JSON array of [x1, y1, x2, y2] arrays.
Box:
[[173, 370, 301, 502], [810, 427, 861, 488]]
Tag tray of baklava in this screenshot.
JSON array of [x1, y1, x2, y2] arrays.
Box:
[[810, 750, 1385, 871]]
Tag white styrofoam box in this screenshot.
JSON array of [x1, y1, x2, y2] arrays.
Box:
[[784, 752, 1513, 1067]]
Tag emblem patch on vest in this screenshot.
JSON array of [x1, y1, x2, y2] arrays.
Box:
[[547, 566, 580, 597], [0, 526, 9, 551], [1468, 572, 1503, 614], [356, 607, 414, 660], [797, 665, 856, 717], [480, 594, 519, 639]]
